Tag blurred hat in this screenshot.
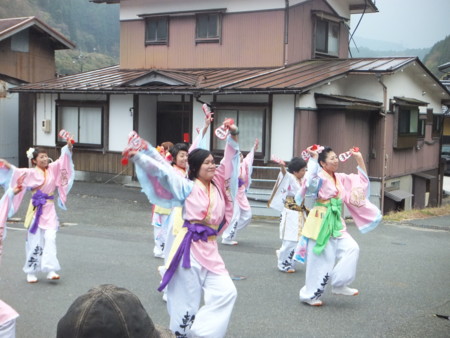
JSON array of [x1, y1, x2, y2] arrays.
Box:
[[57, 284, 174, 338]]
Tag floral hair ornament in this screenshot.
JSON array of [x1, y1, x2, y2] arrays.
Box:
[[26, 147, 35, 160]]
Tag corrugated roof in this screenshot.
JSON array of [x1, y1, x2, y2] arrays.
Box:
[[0, 16, 75, 50], [9, 57, 450, 96]]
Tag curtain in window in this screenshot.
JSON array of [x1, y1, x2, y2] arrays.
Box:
[[59, 107, 78, 141], [80, 107, 102, 144], [213, 108, 264, 152], [59, 106, 102, 145]]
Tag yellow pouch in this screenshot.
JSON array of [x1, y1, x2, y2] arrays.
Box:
[[24, 201, 35, 229], [301, 205, 327, 240]]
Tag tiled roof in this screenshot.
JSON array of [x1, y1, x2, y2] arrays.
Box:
[[9, 57, 450, 97], [0, 16, 75, 49]]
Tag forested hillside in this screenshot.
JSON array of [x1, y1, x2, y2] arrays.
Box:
[[0, 0, 119, 75], [423, 35, 450, 79]]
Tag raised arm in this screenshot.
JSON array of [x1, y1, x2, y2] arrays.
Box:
[[132, 146, 194, 209], [190, 113, 214, 152]]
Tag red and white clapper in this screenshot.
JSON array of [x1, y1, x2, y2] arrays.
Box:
[[121, 131, 149, 165]]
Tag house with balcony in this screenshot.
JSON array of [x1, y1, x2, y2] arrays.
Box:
[[9, 0, 450, 213], [0, 16, 75, 167]]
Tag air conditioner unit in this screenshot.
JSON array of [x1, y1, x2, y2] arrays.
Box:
[[41, 119, 51, 133]]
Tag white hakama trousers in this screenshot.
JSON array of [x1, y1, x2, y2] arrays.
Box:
[[277, 207, 303, 272], [299, 236, 359, 301], [0, 318, 16, 338], [152, 213, 169, 257], [23, 228, 60, 274], [277, 240, 297, 272], [166, 253, 237, 338], [221, 204, 252, 241]]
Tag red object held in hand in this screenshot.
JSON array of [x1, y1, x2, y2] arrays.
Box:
[[301, 144, 324, 161], [214, 118, 235, 140], [59, 129, 75, 144], [338, 147, 360, 162], [121, 131, 149, 166]]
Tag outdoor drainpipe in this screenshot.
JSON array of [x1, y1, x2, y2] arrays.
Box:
[[284, 0, 289, 66], [377, 74, 387, 213]]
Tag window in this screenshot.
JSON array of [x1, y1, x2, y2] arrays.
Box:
[[145, 17, 168, 44], [11, 29, 29, 52], [393, 105, 420, 149], [56, 101, 105, 148], [432, 114, 442, 138], [398, 108, 418, 135], [418, 114, 426, 138], [315, 19, 339, 56], [212, 107, 265, 154], [196, 13, 220, 43]]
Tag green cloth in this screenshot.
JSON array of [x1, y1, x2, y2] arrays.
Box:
[[313, 198, 343, 255]]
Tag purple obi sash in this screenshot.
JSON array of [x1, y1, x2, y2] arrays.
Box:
[[158, 220, 217, 292], [29, 190, 54, 234]]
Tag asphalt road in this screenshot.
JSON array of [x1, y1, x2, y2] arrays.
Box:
[[1, 182, 450, 337]]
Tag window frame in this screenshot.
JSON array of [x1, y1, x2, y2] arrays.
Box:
[[145, 16, 169, 45], [432, 114, 442, 138], [55, 100, 107, 149], [393, 104, 420, 149], [417, 114, 427, 139], [195, 13, 221, 44], [209, 103, 267, 158], [313, 17, 340, 58]]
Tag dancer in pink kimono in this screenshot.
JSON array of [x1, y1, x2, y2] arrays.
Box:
[[0, 180, 22, 337], [130, 122, 239, 338], [296, 146, 381, 306], [221, 138, 258, 245], [0, 140, 74, 283], [151, 141, 174, 258]]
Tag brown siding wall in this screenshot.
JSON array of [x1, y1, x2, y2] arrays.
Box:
[[317, 110, 371, 174], [294, 109, 318, 156], [0, 30, 56, 82], [383, 115, 440, 178], [120, 20, 147, 69], [367, 114, 385, 178], [120, 11, 285, 69], [287, 0, 349, 64], [37, 147, 134, 177]]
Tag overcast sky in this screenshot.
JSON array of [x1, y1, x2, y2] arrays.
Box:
[[350, 0, 450, 49]]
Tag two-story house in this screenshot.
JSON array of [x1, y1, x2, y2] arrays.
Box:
[[0, 16, 75, 166], [9, 0, 450, 213]]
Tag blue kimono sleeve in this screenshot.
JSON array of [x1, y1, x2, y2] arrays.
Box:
[[133, 149, 194, 209]]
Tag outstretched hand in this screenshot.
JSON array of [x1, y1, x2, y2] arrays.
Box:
[[307, 145, 319, 159], [349, 147, 363, 161], [0, 159, 11, 169], [205, 112, 214, 127], [254, 138, 259, 151]]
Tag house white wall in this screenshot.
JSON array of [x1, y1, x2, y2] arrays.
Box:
[[109, 95, 135, 151], [383, 68, 444, 114], [0, 81, 19, 165], [271, 94, 295, 160], [296, 81, 343, 108], [36, 93, 57, 146], [138, 95, 157, 145], [342, 67, 445, 113]]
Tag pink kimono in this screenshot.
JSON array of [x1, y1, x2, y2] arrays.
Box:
[[132, 135, 239, 337], [0, 145, 74, 276], [296, 157, 382, 304], [221, 145, 255, 243]]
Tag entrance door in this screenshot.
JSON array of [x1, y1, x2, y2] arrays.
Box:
[[157, 102, 191, 145]]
